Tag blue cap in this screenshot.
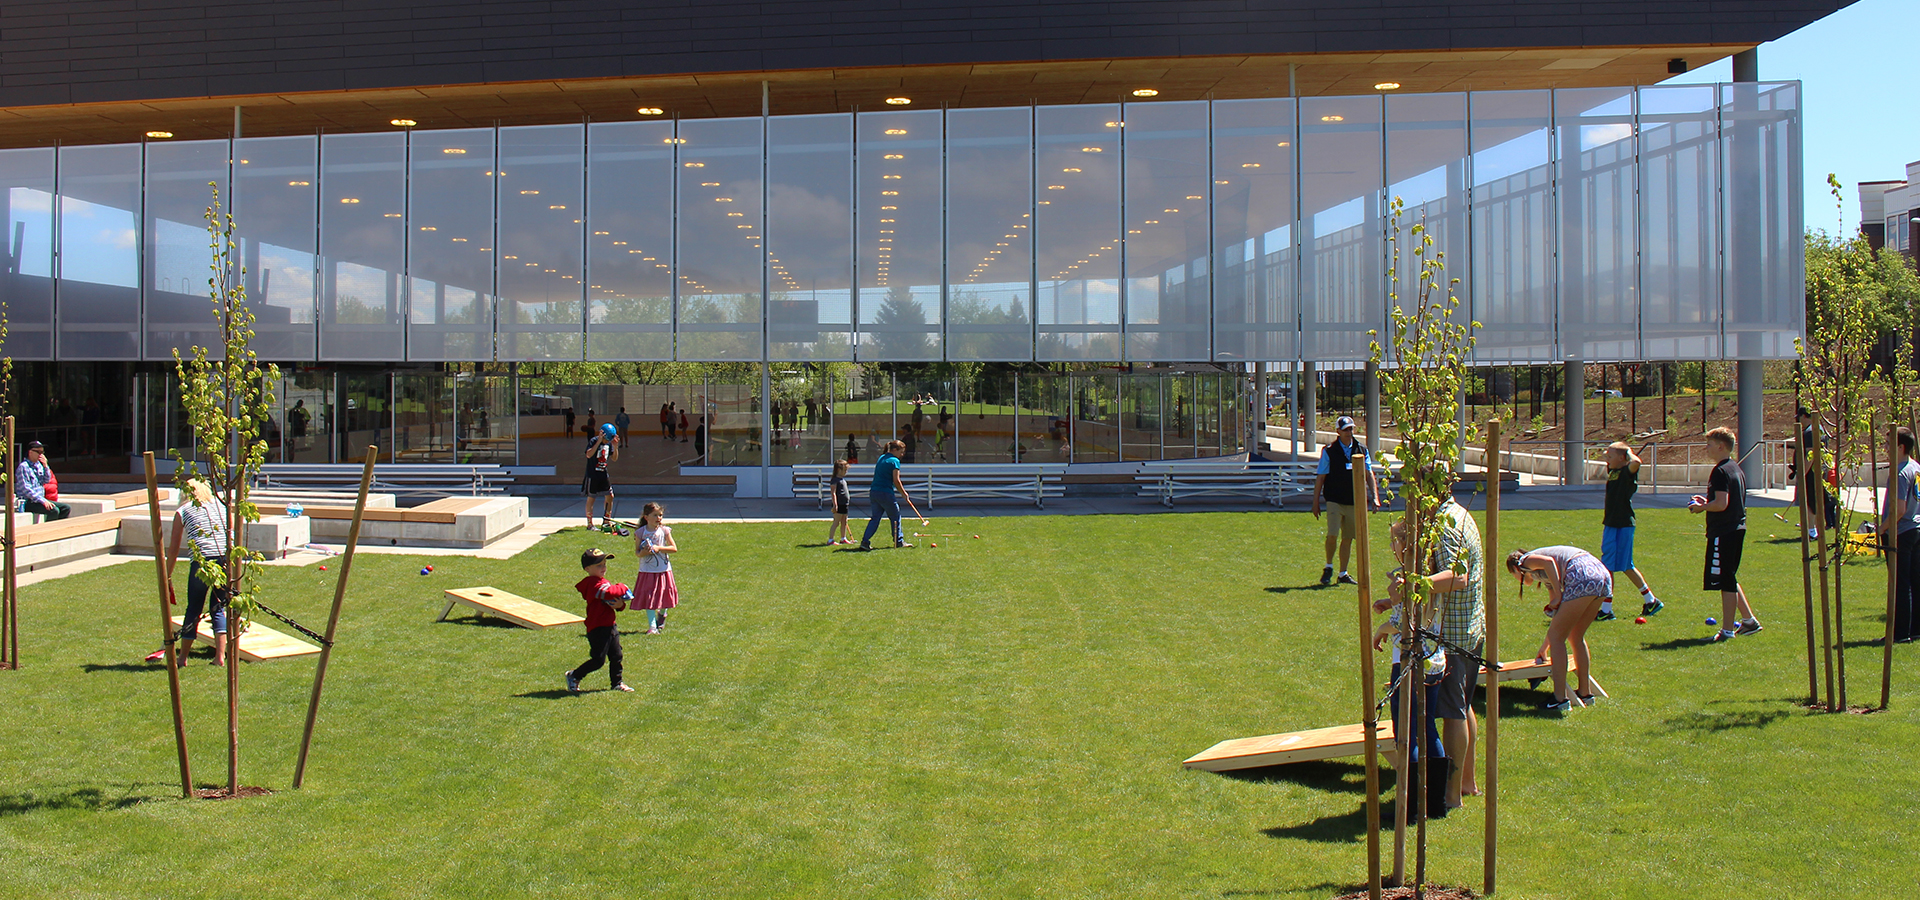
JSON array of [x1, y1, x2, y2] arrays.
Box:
[[601, 423, 617, 438]]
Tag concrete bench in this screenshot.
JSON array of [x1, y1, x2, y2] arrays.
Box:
[[792, 464, 1066, 509], [115, 495, 526, 552], [13, 512, 134, 569]]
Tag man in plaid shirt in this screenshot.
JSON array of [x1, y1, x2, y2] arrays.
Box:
[[1430, 491, 1484, 811]]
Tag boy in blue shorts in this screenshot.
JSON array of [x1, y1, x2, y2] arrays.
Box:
[[1600, 441, 1662, 620]]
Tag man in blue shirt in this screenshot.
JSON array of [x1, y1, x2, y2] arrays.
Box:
[[859, 440, 913, 551], [1886, 427, 1920, 643], [1312, 416, 1379, 585]]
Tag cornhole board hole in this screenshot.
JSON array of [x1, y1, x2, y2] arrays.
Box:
[[1478, 658, 1607, 697], [169, 616, 319, 662], [1183, 721, 1398, 772], [439, 586, 583, 629]]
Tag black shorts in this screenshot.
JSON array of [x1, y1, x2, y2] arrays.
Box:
[[834, 497, 850, 515], [582, 469, 612, 496], [1704, 531, 1745, 591], [1436, 642, 1481, 721]]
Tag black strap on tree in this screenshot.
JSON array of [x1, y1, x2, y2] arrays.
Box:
[[248, 597, 333, 648]]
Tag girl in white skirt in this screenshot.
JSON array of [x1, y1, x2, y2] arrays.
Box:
[[632, 502, 680, 634]]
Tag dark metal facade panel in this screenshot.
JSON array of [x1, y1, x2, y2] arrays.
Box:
[[3, 0, 1851, 106]]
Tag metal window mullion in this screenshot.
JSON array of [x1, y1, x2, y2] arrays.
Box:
[[852, 109, 861, 360], [51, 142, 61, 360], [1292, 97, 1304, 364], [1030, 102, 1039, 362], [139, 140, 148, 360], [580, 119, 590, 363], [1632, 87, 1644, 361], [940, 107, 949, 361], [671, 116, 680, 361], [1464, 90, 1476, 367], [401, 129, 411, 363], [1118, 98, 1128, 363], [1205, 99, 1216, 363], [1549, 88, 1562, 361]]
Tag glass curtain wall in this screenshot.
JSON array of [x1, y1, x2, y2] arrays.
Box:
[[408, 128, 495, 361], [1036, 104, 1121, 361], [395, 369, 454, 462], [1211, 99, 1296, 364], [57, 143, 143, 359], [1469, 90, 1557, 362], [676, 117, 763, 361], [1639, 85, 1721, 359], [0, 147, 56, 359], [319, 133, 406, 361], [498, 124, 585, 362], [767, 114, 853, 361], [586, 120, 675, 360], [235, 135, 320, 361], [1124, 100, 1212, 362], [858, 109, 943, 361], [1386, 93, 1468, 331], [947, 107, 1033, 361], [1299, 95, 1384, 362], [143, 140, 229, 360], [278, 370, 332, 462], [1721, 81, 1801, 358], [1556, 87, 1640, 361]]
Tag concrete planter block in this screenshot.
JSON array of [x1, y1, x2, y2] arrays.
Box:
[[245, 515, 312, 557]]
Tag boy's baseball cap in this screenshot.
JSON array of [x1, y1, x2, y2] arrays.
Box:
[[580, 548, 617, 568], [1335, 416, 1356, 431]]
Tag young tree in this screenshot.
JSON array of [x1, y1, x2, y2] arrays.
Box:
[[171, 184, 281, 794], [1369, 197, 1479, 893]]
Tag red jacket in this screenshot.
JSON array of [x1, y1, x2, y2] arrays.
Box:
[[575, 574, 628, 629]]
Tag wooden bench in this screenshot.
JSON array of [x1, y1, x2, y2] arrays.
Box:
[[170, 615, 319, 662], [1183, 721, 1399, 771], [258, 464, 509, 498], [791, 464, 1066, 509], [438, 586, 584, 629]]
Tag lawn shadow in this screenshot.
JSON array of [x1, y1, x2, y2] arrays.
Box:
[[1638, 636, 1715, 652], [0, 785, 156, 817], [1656, 703, 1799, 734], [1261, 804, 1367, 843], [1264, 584, 1334, 595], [513, 689, 580, 700], [1219, 759, 1374, 794], [437, 615, 523, 629], [80, 662, 164, 674]]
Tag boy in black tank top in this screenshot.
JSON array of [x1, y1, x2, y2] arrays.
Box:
[[1689, 427, 1760, 642]]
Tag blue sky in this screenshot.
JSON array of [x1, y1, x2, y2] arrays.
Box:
[[1662, 0, 1915, 233]]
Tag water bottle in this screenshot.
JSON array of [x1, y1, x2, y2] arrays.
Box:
[[287, 502, 303, 518]]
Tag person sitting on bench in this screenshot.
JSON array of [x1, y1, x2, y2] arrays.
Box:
[[15, 440, 69, 521]]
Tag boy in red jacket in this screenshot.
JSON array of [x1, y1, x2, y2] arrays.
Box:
[[566, 548, 633, 693]]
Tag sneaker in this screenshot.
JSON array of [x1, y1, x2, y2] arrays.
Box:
[[614, 682, 635, 693], [1808, 528, 1819, 541], [1642, 598, 1665, 616], [646, 627, 661, 635], [1576, 694, 1600, 707], [896, 541, 913, 549], [1337, 572, 1358, 585], [1320, 566, 1334, 586], [1595, 609, 1617, 621], [565, 670, 581, 692], [1734, 620, 1763, 637], [1543, 699, 1572, 716], [1707, 629, 1738, 643], [144, 648, 168, 662]]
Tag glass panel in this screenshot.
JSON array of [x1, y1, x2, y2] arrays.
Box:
[[676, 117, 763, 361], [1721, 81, 1802, 359], [1299, 95, 1384, 362], [1555, 87, 1640, 361], [279, 371, 332, 463], [857, 109, 942, 361], [1468, 90, 1557, 363], [319, 132, 406, 361], [145, 140, 231, 360], [1072, 372, 1120, 463], [1211, 98, 1297, 364], [888, 371, 952, 464], [767, 113, 853, 361], [340, 371, 392, 462], [57, 143, 143, 359], [408, 128, 496, 362], [1022, 372, 1069, 462], [1036, 104, 1121, 361], [1123, 100, 1211, 362], [947, 107, 1033, 361], [395, 371, 454, 462], [498, 124, 584, 361], [767, 365, 837, 466], [456, 369, 514, 463], [1638, 84, 1720, 359], [0, 147, 55, 359], [1165, 373, 1196, 459], [587, 120, 675, 361], [1387, 92, 1469, 356], [695, 369, 761, 466], [1119, 373, 1161, 460], [234, 136, 319, 362]]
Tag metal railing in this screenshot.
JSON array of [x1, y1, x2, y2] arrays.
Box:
[[1500, 437, 1793, 491]]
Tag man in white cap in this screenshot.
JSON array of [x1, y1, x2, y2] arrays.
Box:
[[1311, 415, 1379, 585]]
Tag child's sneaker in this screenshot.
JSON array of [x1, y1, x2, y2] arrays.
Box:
[[614, 682, 635, 692], [1337, 572, 1358, 585], [1543, 699, 1572, 716], [1576, 694, 1600, 707], [1706, 629, 1738, 643], [1594, 609, 1616, 621], [1320, 565, 1335, 586], [1734, 620, 1763, 636], [1641, 598, 1664, 616], [565, 670, 581, 692]]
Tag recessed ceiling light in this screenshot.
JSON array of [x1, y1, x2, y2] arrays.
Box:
[[684, 162, 705, 168], [390, 118, 417, 127], [1131, 89, 1159, 97], [443, 148, 467, 154], [885, 97, 911, 106], [636, 107, 664, 115], [1081, 147, 1103, 153], [664, 137, 686, 144], [884, 129, 907, 135], [340, 198, 361, 204], [1374, 82, 1401, 91], [883, 154, 904, 160], [1277, 141, 1291, 147], [288, 180, 310, 187], [146, 131, 173, 139], [1320, 115, 1344, 122]]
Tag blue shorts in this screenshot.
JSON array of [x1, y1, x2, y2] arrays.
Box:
[[1600, 526, 1634, 572]]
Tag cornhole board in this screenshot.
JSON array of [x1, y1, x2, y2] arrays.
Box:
[[1183, 721, 1399, 772], [438, 586, 583, 629], [1478, 658, 1608, 697], [169, 616, 319, 662]]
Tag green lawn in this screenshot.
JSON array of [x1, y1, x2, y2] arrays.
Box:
[[2, 509, 1915, 899]]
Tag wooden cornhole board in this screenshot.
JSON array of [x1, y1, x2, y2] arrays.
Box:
[[439, 586, 583, 629], [1183, 720, 1399, 772], [1478, 658, 1607, 697], [169, 616, 319, 662]]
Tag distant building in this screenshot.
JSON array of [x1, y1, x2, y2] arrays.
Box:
[[1861, 164, 1920, 260]]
